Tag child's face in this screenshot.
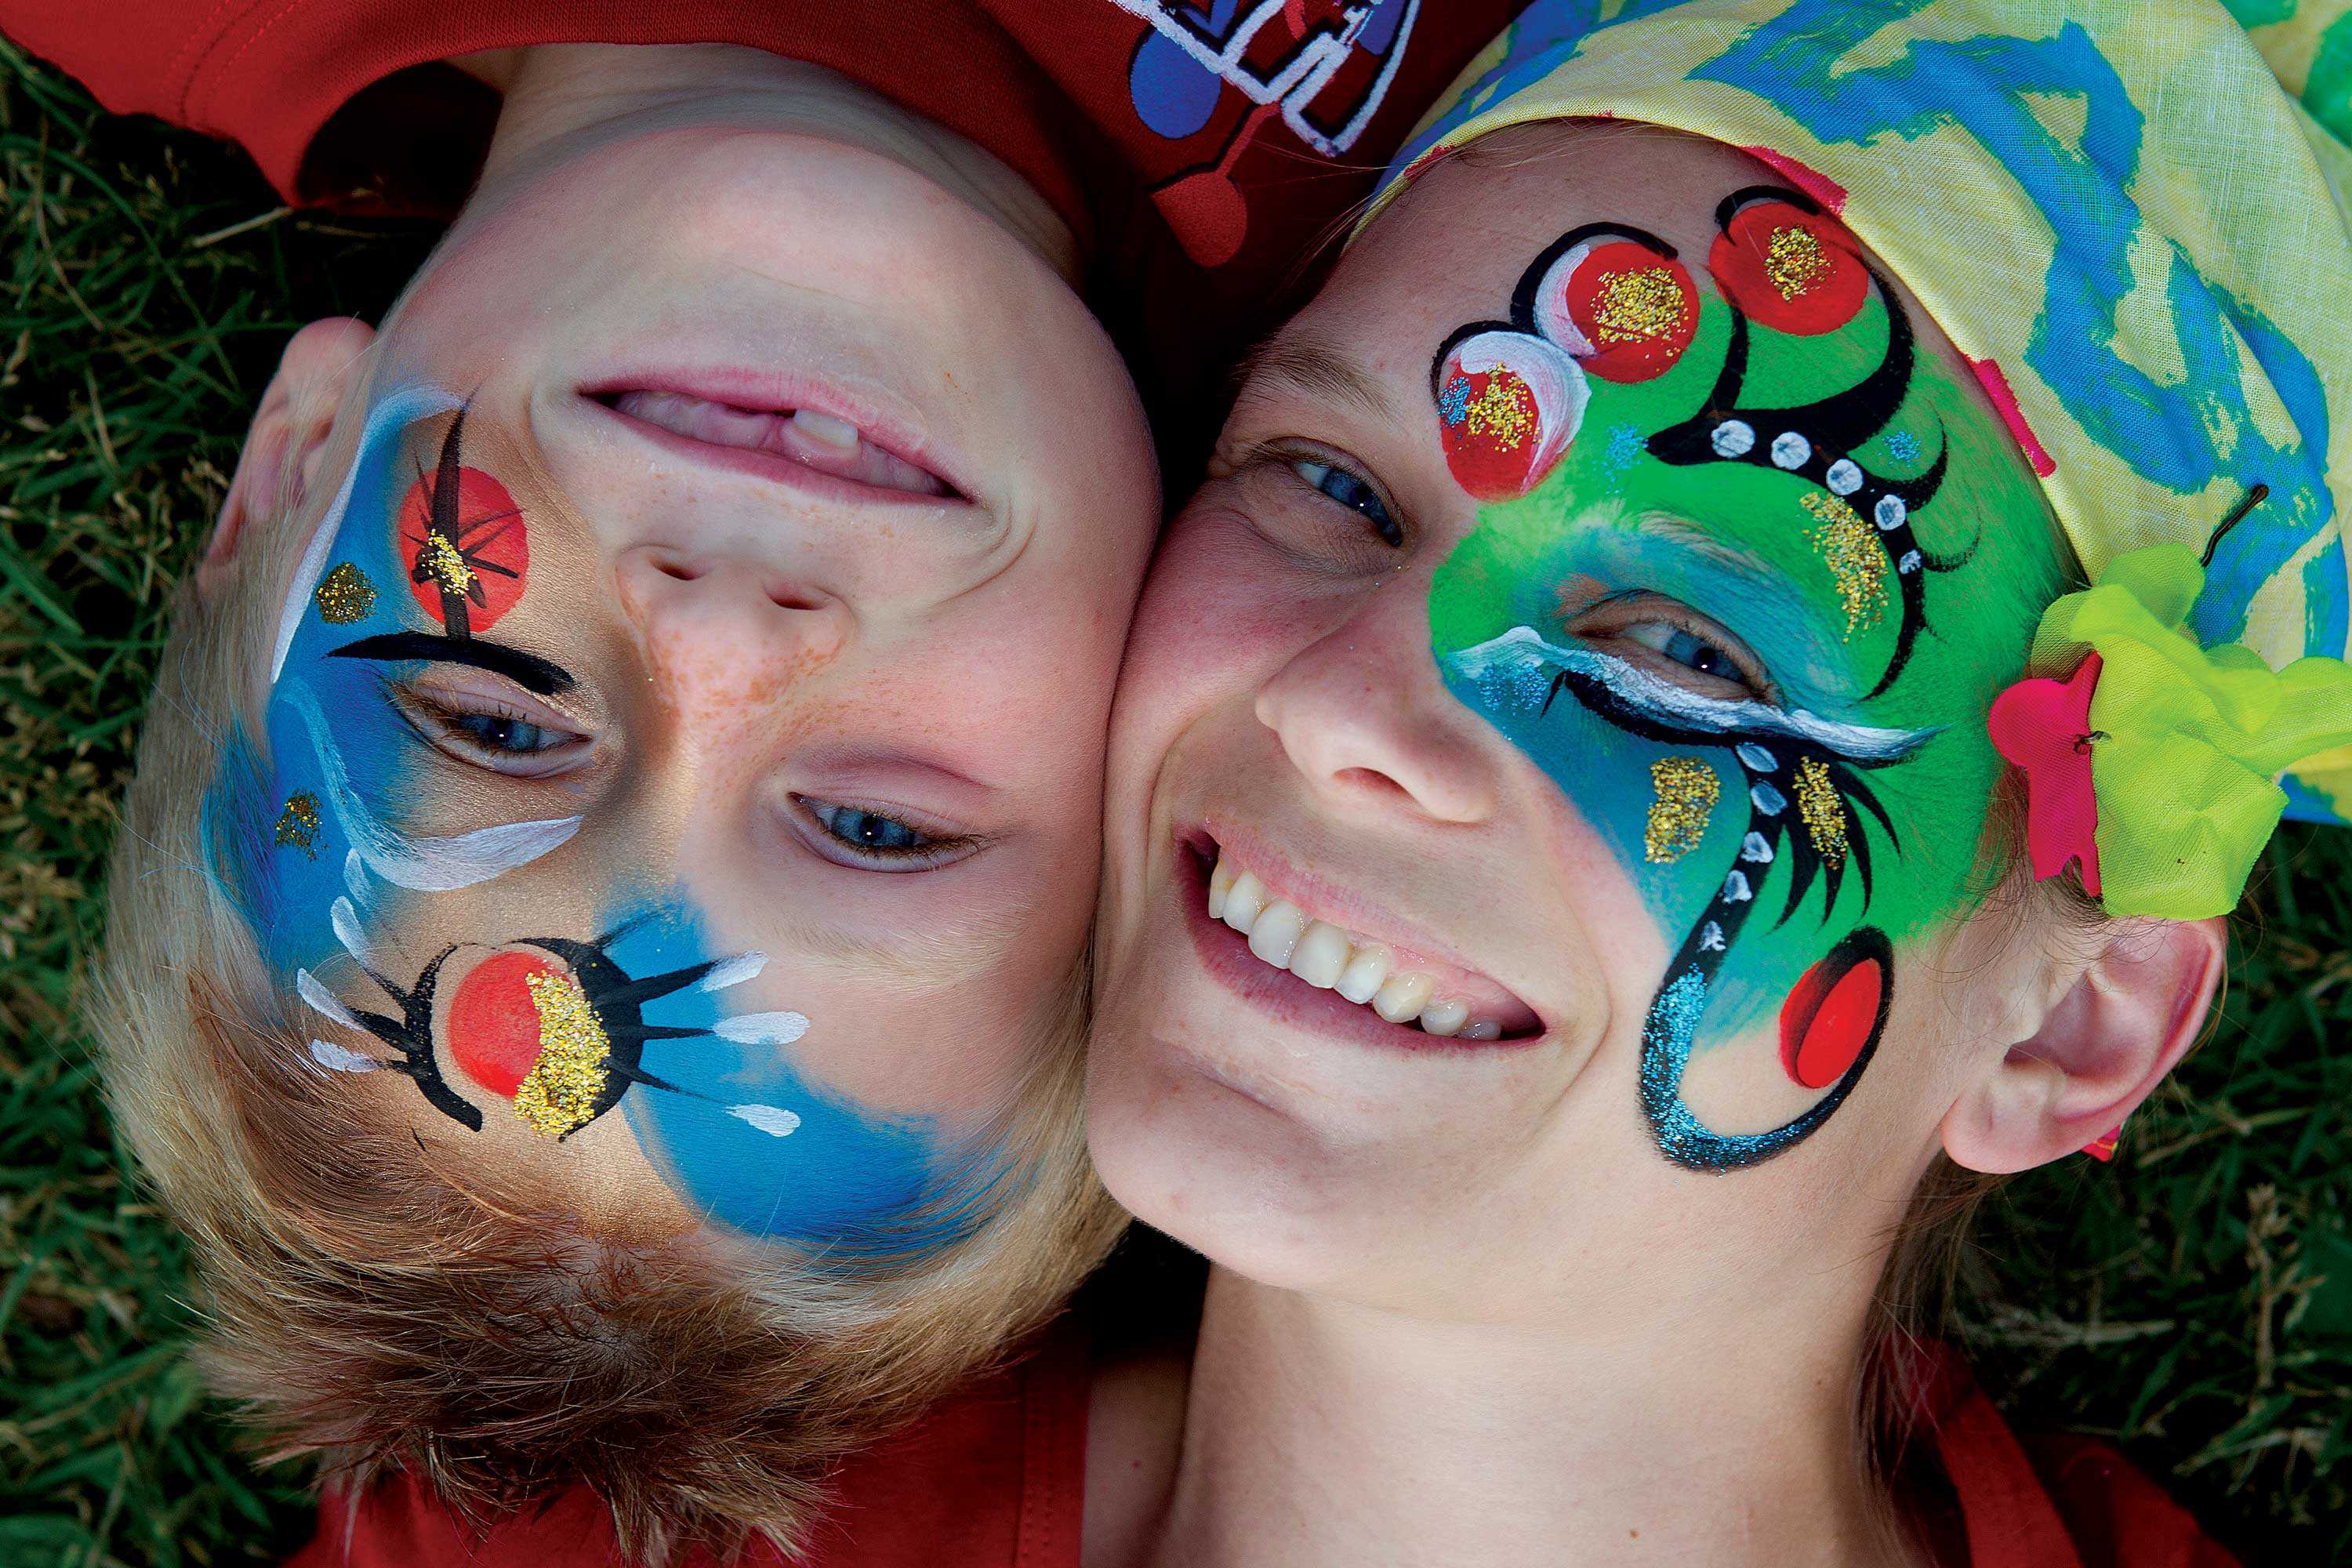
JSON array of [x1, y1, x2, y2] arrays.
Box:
[[215, 124, 1156, 1254], [1087, 127, 2068, 1313]]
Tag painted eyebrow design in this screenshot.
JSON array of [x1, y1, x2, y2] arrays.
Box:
[[328, 631, 575, 695]]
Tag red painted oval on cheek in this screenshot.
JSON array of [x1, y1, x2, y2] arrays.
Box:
[[447, 949, 561, 1097], [401, 466, 529, 630], [1778, 951, 1885, 1090]]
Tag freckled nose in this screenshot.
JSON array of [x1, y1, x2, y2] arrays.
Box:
[[616, 546, 849, 722]]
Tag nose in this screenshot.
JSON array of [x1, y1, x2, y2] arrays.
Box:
[[1253, 590, 1500, 826], [617, 546, 852, 721]]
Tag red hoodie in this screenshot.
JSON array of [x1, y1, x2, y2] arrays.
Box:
[[287, 1323, 2239, 1568]]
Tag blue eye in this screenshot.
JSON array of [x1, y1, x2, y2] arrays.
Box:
[[448, 712, 564, 753], [814, 802, 933, 854], [1623, 620, 1748, 686], [1291, 459, 1403, 547]]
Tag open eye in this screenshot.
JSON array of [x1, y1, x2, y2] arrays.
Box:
[[395, 677, 592, 778], [1565, 592, 1774, 704], [1623, 622, 1743, 682], [1289, 457, 1403, 547], [793, 795, 981, 872]]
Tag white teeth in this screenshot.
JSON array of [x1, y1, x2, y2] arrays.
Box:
[[1419, 999, 1469, 1037], [791, 408, 861, 449], [1334, 942, 1392, 1004], [1372, 970, 1435, 1023], [1223, 870, 1267, 935], [1205, 851, 1516, 1040], [1248, 900, 1308, 967], [1208, 859, 1235, 920], [1288, 921, 1352, 989]]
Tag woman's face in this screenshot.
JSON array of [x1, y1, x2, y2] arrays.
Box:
[[215, 119, 1156, 1256], [1087, 126, 2068, 1316]]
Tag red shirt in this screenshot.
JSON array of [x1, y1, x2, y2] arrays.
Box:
[[0, 0, 1521, 452], [287, 1326, 2238, 1568]]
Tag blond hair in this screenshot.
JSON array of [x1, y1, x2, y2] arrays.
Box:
[[89, 387, 1127, 1563]]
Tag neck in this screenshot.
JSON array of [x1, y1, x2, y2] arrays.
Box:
[[1136, 1266, 1914, 1568], [453, 43, 1079, 282]]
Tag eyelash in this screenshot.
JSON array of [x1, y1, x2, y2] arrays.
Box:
[[793, 795, 981, 872], [1567, 593, 1777, 703], [392, 682, 592, 776], [1230, 440, 1406, 553]]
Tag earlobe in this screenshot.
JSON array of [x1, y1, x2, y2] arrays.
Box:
[[197, 317, 377, 602], [1941, 914, 2223, 1174]]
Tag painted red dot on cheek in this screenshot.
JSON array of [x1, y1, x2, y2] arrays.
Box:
[[401, 466, 529, 630], [446, 949, 561, 1097], [1778, 950, 1886, 1090]]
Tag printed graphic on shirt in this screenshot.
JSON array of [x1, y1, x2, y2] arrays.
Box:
[[1120, 0, 1421, 265]]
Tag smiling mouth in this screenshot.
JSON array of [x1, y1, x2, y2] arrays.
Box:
[[1179, 834, 1542, 1044], [593, 388, 960, 499]]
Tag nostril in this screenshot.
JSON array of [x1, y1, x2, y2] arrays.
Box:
[[655, 557, 701, 583], [766, 582, 826, 612]]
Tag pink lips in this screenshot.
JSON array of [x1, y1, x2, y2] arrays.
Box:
[[581, 372, 967, 504]]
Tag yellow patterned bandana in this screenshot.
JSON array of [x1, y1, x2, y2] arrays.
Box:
[[1361, 0, 2352, 826]]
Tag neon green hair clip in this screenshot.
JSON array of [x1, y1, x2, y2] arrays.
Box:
[[1989, 544, 2352, 920]]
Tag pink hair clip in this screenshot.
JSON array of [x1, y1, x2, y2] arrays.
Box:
[[1986, 652, 2104, 898]]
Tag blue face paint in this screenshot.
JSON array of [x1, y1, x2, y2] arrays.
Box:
[[203, 385, 988, 1258], [608, 905, 993, 1255]]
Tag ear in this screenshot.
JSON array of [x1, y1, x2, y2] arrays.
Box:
[[1941, 915, 2224, 1174], [198, 317, 376, 602]]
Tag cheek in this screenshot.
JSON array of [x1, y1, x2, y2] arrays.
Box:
[[1112, 509, 1307, 750]]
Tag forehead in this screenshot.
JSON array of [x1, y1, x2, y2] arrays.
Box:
[[1314, 125, 1773, 345]]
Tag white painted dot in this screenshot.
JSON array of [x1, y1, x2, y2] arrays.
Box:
[[1736, 742, 1779, 773], [1899, 549, 1924, 573], [1711, 419, 1756, 459], [1874, 493, 1907, 531], [1722, 870, 1755, 903], [1825, 458, 1864, 495], [1770, 431, 1812, 469]]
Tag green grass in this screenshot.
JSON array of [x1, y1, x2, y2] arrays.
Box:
[[0, 38, 2344, 1568]]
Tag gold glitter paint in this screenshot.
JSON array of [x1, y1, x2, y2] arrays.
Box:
[[419, 529, 476, 595], [513, 969, 612, 1138], [1463, 372, 1537, 450], [1645, 756, 1721, 863], [1764, 223, 1833, 300], [1795, 756, 1849, 867], [314, 561, 376, 623], [1590, 267, 1688, 345], [274, 791, 321, 857], [1800, 491, 1888, 637]]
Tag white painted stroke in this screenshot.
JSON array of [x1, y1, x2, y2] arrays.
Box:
[[343, 848, 369, 905], [284, 683, 582, 891], [269, 384, 465, 682], [1444, 626, 1940, 763], [309, 1039, 384, 1073], [330, 896, 373, 969], [726, 1104, 801, 1137], [713, 1011, 810, 1046], [698, 952, 768, 993], [296, 967, 361, 1030]]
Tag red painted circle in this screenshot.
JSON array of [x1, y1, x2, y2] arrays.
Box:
[[1706, 201, 1868, 336], [1778, 953, 1884, 1089], [1555, 242, 1698, 382], [400, 466, 529, 630], [1439, 364, 1546, 500], [447, 949, 561, 1098]]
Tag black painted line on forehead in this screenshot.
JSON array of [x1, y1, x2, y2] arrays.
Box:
[[328, 631, 575, 695]]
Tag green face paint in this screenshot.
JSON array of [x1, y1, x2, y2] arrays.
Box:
[[1428, 189, 2066, 1171]]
